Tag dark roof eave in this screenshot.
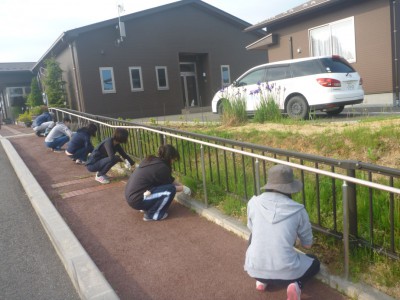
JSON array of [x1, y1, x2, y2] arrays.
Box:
[[244, 0, 347, 32], [32, 32, 68, 72]]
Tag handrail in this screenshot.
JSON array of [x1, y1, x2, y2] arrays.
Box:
[[51, 107, 400, 278], [50, 107, 400, 194]]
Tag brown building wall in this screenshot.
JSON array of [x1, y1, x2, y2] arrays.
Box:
[[266, 0, 392, 95], [72, 4, 266, 118], [56, 46, 77, 109]]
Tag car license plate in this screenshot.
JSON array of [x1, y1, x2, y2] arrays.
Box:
[[345, 81, 356, 90]]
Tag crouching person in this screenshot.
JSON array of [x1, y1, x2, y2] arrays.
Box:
[[32, 110, 54, 137], [44, 117, 72, 152], [65, 123, 97, 164], [85, 128, 134, 184], [124, 144, 191, 221], [244, 164, 320, 300]]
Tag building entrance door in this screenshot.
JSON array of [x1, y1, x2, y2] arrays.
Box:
[[180, 62, 199, 108]]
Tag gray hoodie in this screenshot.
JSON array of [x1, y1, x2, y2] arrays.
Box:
[[244, 192, 314, 280], [44, 122, 72, 143]]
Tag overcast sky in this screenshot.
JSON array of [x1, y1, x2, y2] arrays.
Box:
[[0, 0, 306, 63]]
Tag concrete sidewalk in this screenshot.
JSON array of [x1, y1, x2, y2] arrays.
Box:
[[0, 124, 395, 300]]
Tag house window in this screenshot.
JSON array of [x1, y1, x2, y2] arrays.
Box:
[[99, 67, 116, 93], [309, 17, 356, 63], [155, 66, 169, 90], [221, 65, 231, 87], [129, 67, 143, 91]]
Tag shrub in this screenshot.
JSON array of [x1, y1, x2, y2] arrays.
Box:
[[18, 111, 32, 125], [30, 106, 43, 116]]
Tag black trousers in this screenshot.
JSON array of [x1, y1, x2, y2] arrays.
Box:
[[255, 254, 320, 288]]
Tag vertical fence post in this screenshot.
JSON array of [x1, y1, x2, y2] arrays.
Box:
[[255, 159, 260, 196], [137, 129, 143, 160], [342, 161, 358, 237], [201, 145, 208, 207], [342, 180, 349, 280], [158, 131, 164, 146]]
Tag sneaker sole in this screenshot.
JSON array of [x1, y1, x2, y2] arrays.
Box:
[[287, 283, 301, 300], [95, 178, 110, 184], [143, 213, 168, 221]]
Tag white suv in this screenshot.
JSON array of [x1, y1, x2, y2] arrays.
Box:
[[211, 55, 364, 119]]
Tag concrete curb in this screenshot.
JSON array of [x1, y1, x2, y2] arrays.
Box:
[[0, 136, 119, 300], [175, 194, 396, 300]]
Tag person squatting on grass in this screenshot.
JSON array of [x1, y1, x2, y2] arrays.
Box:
[[244, 164, 320, 300], [124, 144, 191, 221], [65, 123, 97, 165], [85, 127, 134, 184], [44, 117, 73, 152]]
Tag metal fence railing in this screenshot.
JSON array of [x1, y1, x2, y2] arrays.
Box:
[[51, 108, 400, 278]]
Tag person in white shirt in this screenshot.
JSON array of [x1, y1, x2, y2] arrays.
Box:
[[44, 117, 73, 152]]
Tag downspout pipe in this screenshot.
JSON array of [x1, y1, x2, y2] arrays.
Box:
[[289, 36, 294, 59], [393, 0, 400, 106]]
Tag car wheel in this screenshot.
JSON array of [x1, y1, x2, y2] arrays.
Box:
[[286, 96, 309, 120], [325, 106, 344, 116]]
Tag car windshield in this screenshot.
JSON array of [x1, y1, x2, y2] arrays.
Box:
[[320, 56, 355, 73]]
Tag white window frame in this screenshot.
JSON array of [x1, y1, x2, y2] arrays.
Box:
[[129, 66, 144, 92], [155, 66, 169, 90], [221, 65, 231, 87], [309, 17, 356, 63], [99, 67, 116, 93]]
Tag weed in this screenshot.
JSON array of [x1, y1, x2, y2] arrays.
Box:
[[254, 94, 282, 123], [221, 96, 248, 126], [149, 117, 157, 125]]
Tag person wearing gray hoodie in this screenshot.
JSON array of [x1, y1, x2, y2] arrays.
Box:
[[244, 164, 320, 300]]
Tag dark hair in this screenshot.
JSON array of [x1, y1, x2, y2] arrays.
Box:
[[158, 144, 180, 161], [63, 117, 71, 123], [113, 128, 129, 143], [86, 123, 97, 137], [144, 144, 180, 166]]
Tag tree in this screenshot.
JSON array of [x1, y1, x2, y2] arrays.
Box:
[[27, 77, 43, 107], [42, 57, 67, 107]]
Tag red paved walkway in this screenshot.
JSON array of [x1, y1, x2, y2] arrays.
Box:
[[2, 124, 348, 300]]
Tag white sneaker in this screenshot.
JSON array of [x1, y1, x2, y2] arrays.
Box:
[[256, 280, 266, 291], [143, 213, 168, 221], [287, 282, 301, 300], [75, 159, 86, 165], [95, 174, 110, 184], [96, 172, 110, 180]]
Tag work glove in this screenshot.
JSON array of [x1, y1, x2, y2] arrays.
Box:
[[183, 185, 191, 196]]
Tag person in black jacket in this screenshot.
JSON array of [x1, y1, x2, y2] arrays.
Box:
[[65, 123, 97, 164], [125, 144, 191, 221], [86, 128, 134, 184]]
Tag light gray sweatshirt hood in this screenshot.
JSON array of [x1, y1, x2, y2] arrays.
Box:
[[244, 191, 314, 280], [251, 192, 304, 224]]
